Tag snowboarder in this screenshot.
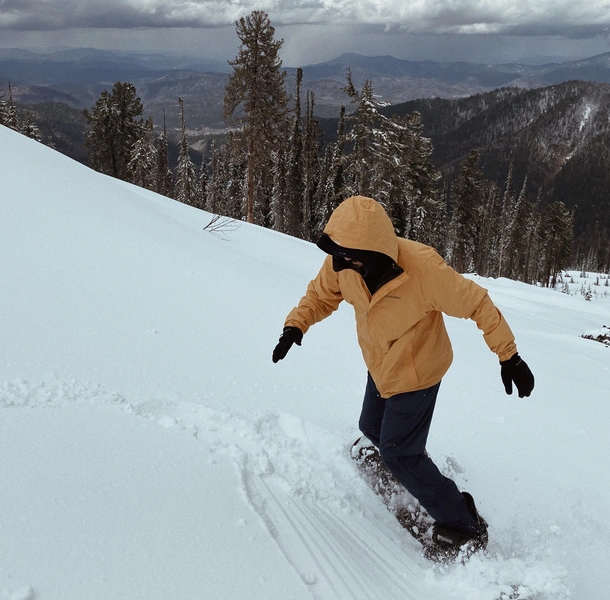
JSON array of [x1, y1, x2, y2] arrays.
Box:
[[272, 195, 534, 555]]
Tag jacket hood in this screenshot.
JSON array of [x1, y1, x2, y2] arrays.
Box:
[[321, 196, 398, 261]]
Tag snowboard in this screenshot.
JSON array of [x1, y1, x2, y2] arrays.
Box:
[[351, 436, 482, 563]]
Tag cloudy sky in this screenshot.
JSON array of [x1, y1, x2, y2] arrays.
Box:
[[1, 0, 610, 65]]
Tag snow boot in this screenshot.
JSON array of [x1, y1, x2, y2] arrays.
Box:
[[426, 492, 488, 563]]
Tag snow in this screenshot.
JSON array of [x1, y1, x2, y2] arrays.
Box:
[[581, 325, 610, 346], [1, 123, 609, 600], [578, 103, 594, 132]]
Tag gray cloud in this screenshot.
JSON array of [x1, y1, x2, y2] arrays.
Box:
[[2, 0, 610, 40]]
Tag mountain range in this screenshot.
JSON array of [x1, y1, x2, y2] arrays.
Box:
[[299, 51, 610, 113], [5, 47, 610, 130]]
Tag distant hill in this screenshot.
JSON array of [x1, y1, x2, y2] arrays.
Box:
[[294, 51, 610, 117], [378, 81, 610, 248], [6, 48, 610, 128], [0, 48, 230, 132], [0, 47, 230, 84]]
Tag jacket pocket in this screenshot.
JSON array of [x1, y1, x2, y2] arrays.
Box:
[[379, 339, 419, 396]]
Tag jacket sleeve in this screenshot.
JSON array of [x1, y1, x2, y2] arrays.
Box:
[[284, 255, 344, 334], [425, 250, 517, 361]]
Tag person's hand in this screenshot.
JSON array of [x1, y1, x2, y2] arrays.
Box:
[[500, 353, 534, 397], [272, 327, 303, 363]]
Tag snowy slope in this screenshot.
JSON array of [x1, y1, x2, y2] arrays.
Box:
[[1, 124, 609, 600]]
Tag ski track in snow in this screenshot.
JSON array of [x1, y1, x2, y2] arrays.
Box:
[[1, 378, 571, 600]]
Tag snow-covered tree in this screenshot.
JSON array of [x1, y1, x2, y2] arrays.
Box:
[[1, 83, 19, 131], [302, 91, 322, 241], [197, 151, 209, 211], [284, 67, 304, 238], [156, 113, 173, 198], [84, 82, 144, 181], [270, 145, 289, 233], [205, 140, 223, 214], [448, 150, 485, 273], [539, 201, 573, 287], [507, 177, 533, 280], [20, 113, 43, 142], [222, 131, 248, 220], [473, 182, 500, 277], [128, 117, 157, 191], [342, 72, 390, 197], [174, 98, 198, 206], [224, 10, 290, 224]]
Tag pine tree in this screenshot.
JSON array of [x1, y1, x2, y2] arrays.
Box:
[[507, 177, 532, 281], [84, 82, 144, 180], [156, 112, 173, 198], [340, 77, 443, 248], [342, 72, 390, 197], [329, 106, 347, 210], [449, 150, 485, 273], [370, 114, 407, 228], [3, 83, 19, 131], [0, 87, 5, 125], [315, 106, 347, 233], [128, 116, 157, 190], [474, 183, 500, 277], [302, 90, 321, 241], [224, 10, 290, 224], [197, 150, 209, 211], [84, 89, 114, 174], [415, 118, 444, 241], [223, 131, 248, 219], [205, 140, 223, 214], [497, 163, 516, 278], [539, 201, 573, 287], [523, 194, 543, 284], [20, 113, 43, 142], [437, 180, 451, 257], [270, 145, 289, 233], [284, 67, 304, 238], [388, 112, 443, 248], [311, 144, 333, 240], [174, 97, 198, 206]]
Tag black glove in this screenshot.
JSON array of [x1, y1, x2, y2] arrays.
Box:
[[500, 353, 534, 398], [272, 327, 303, 363]]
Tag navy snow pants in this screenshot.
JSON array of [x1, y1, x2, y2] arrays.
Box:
[[358, 373, 478, 534]]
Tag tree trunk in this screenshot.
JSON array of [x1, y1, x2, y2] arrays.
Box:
[[247, 138, 255, 223]]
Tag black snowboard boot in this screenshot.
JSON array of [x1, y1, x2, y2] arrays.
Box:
[[426, 492, 488, 563]]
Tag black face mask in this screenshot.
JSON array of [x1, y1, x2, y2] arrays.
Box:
[[332, 250, 402, 294], [332, 255, 366, 275], [318, 233, 403, 294]]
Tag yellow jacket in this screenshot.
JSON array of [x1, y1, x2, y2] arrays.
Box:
[[284, 196, 517, 398]]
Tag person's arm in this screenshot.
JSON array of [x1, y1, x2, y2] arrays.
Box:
[[423, 249, 515, 358], [284, 255, 343, 333], [272, 256, 344, 362], [424, 249, 534, 397]]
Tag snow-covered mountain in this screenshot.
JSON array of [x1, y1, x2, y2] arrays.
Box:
[[1, 124, 609, 600]]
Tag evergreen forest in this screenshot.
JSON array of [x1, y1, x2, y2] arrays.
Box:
[[3, 10, 605, 285]]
